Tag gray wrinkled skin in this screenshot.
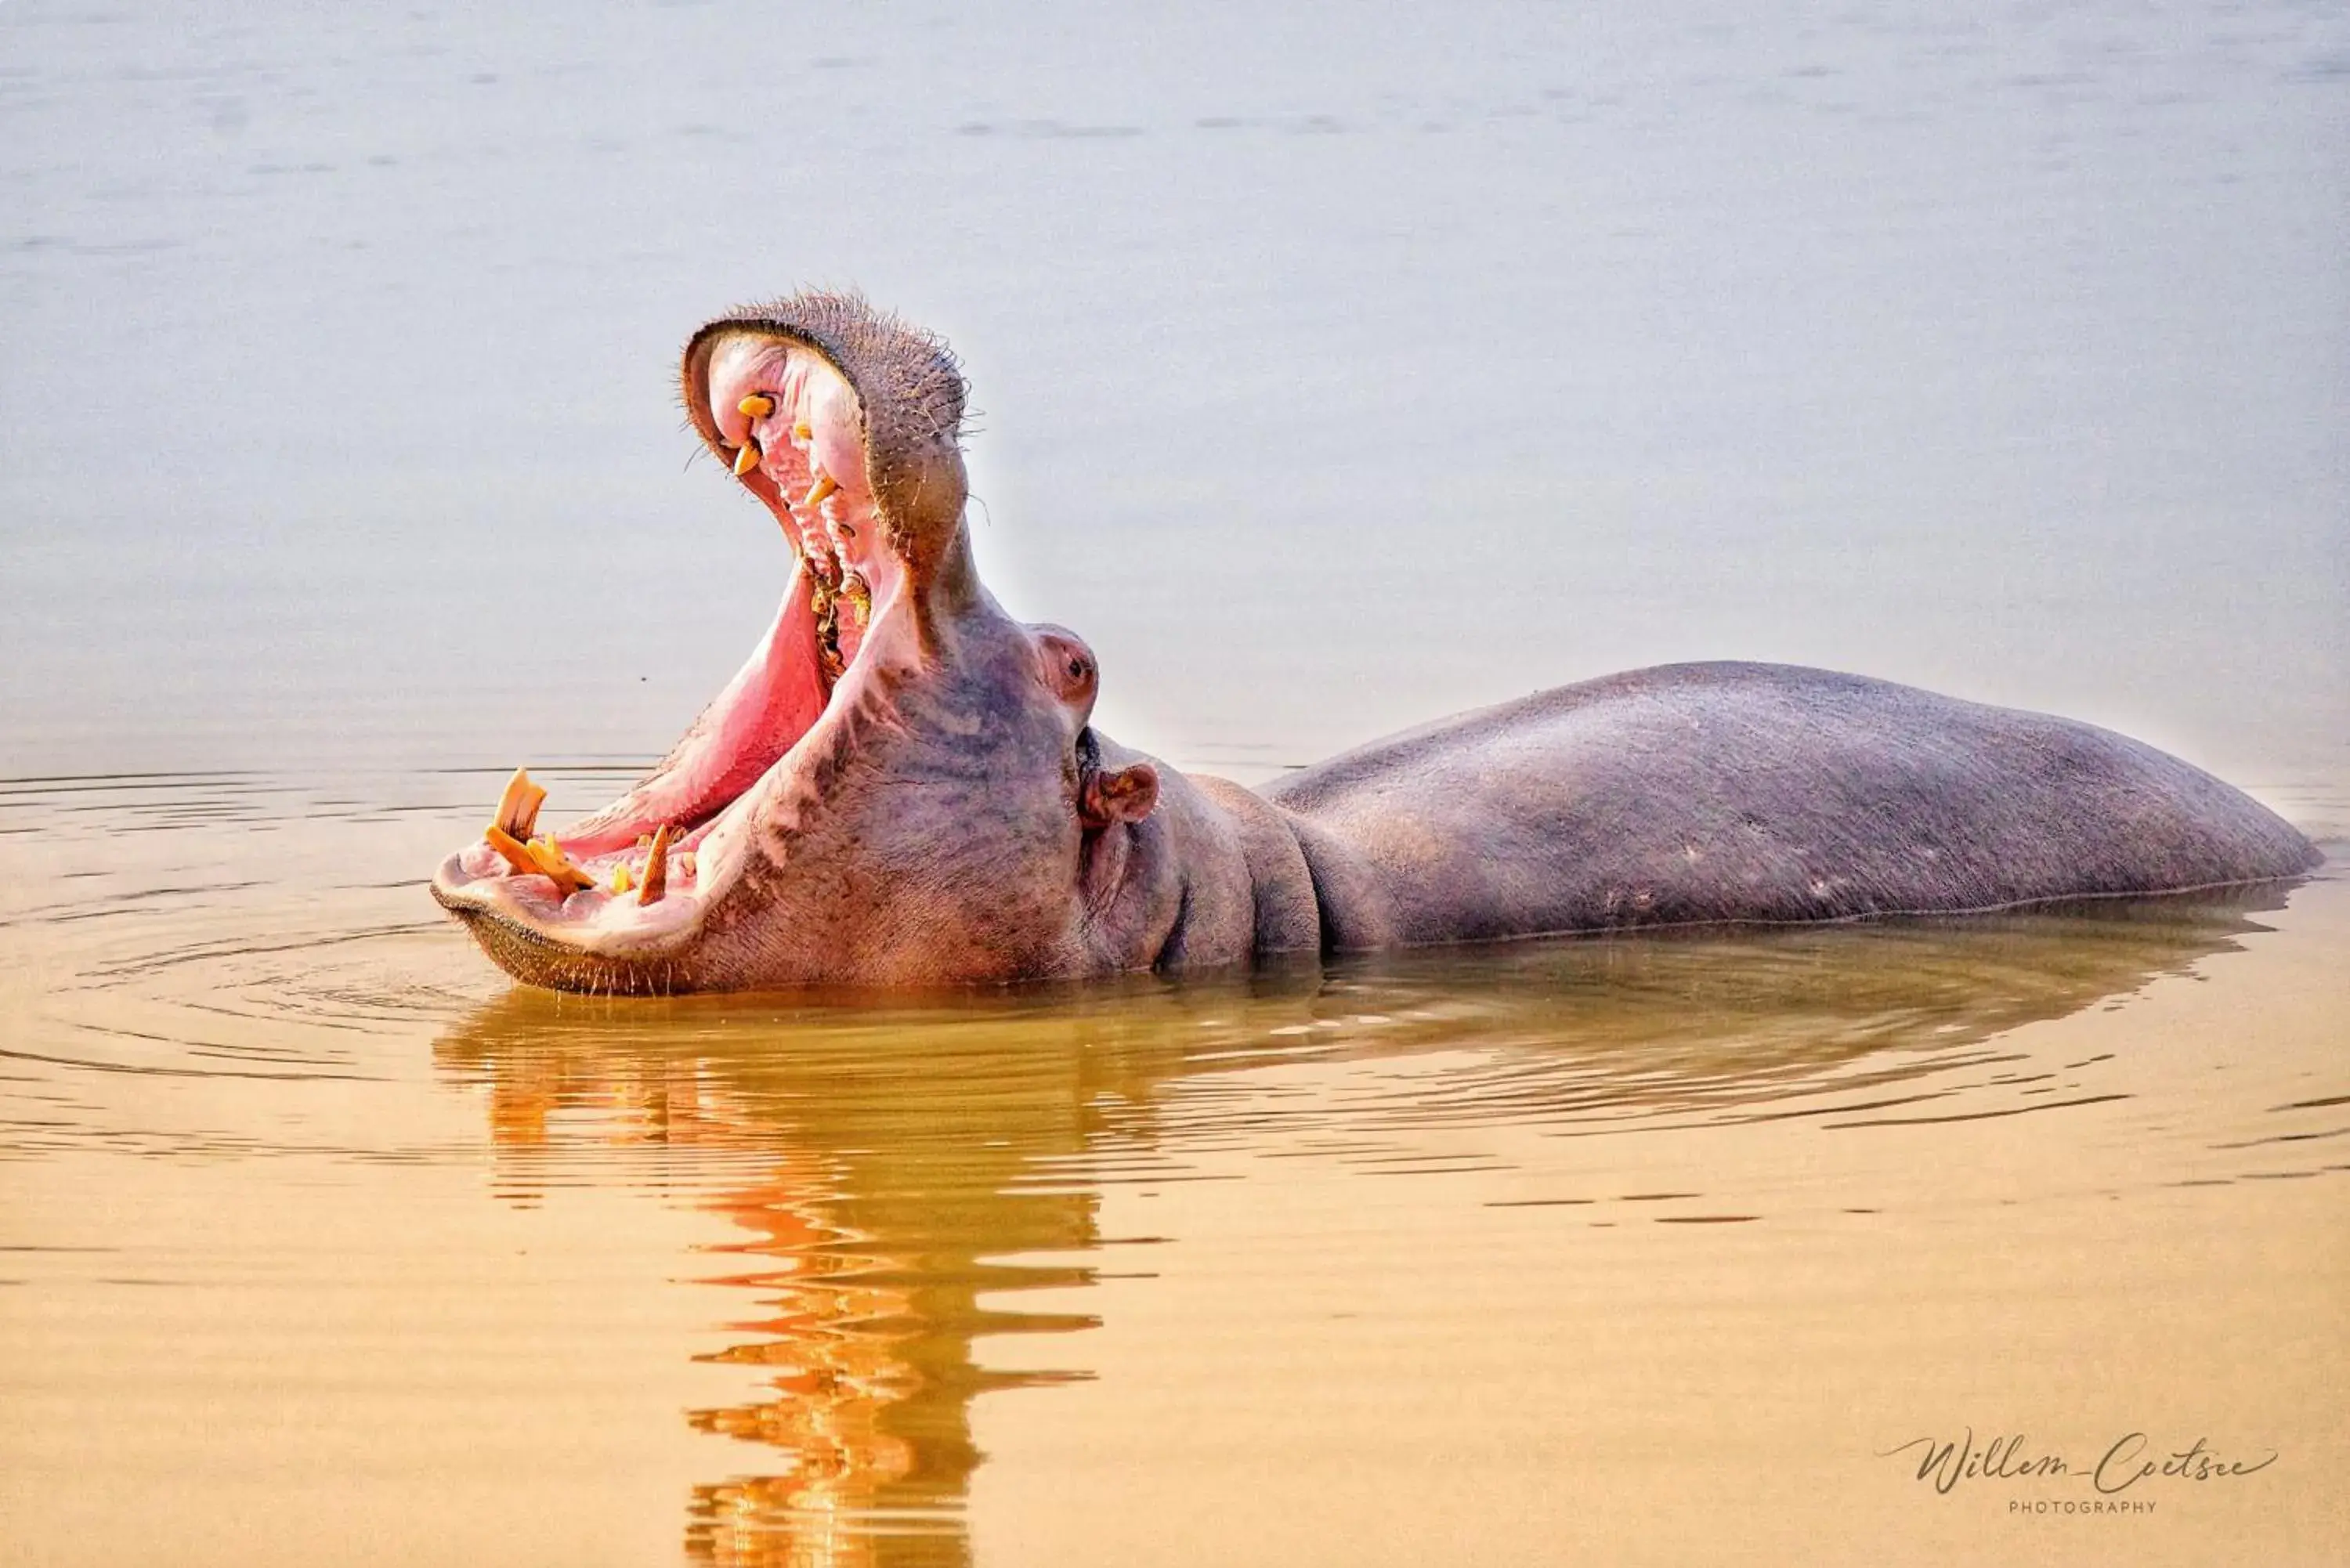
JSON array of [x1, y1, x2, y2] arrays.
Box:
[[434, 295, 2321, 994]]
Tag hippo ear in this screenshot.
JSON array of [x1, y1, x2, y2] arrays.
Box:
[[1080, 762, 1159, 829]]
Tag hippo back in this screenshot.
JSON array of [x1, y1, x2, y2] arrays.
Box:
[[1262, 662, 2320, 945]]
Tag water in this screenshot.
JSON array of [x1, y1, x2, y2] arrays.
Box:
[[3, 2, 2346, 1564]]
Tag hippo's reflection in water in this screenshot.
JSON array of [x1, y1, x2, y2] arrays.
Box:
[[431, 887, 2288, 1566]]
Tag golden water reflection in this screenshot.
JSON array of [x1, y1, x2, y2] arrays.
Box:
[[430, 888, 2290, 1565]]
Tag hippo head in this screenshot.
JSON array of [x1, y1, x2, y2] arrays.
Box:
[[430, 293, 1169, 992]]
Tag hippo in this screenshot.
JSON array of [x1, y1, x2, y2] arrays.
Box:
[[429, 292, 2321, 995]]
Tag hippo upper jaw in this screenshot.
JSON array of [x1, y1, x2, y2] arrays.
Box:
[[683, 292, 977, 618]]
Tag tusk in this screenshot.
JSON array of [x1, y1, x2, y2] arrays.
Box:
[[803, 470, 838, 508], [524, 834, 594, 894], [733, 439, 764, 477], [488, 824, 591, 893], [484, 824, 540, 877], [491, 767, 546, 840], [736, 393, 776, 421], [638, 823, 673, 905]]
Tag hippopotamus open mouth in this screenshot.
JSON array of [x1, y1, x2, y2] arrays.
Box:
[[434, 291, 2319, 996], [431, 292, 1185, 992]]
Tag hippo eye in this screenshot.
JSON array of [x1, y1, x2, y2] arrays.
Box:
[[1033, 628, 1097, 705]]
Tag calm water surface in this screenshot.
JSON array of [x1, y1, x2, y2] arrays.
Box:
[[2, 775, 2346, 1564], [3, 1, 2347, 1565]]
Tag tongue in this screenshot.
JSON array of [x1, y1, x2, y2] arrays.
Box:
[[562, 581, 828, 854]]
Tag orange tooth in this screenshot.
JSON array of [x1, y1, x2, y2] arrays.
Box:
[[638, 824, 673, 905], [803, 471, 838, 508], [736, 393, 776, 420], [609, 862, 634, 895], [677, 851, 696, 880], [483, 825, 540, 877], [733, 439, 763, 477], [491, 767, 546, 840], [792, 420, 812, 441], [524, 834, 594, 895]]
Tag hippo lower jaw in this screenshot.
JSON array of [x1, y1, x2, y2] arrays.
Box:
[[429, 555, 906, 992]]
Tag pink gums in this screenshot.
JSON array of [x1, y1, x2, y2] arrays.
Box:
[[559, 582, 827, 856], [702, 337, 898, 649]]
